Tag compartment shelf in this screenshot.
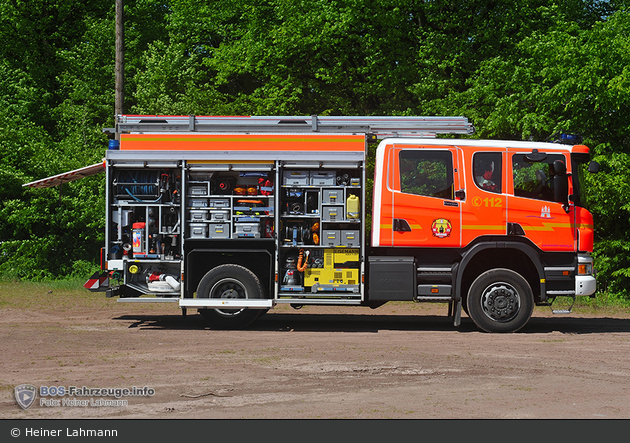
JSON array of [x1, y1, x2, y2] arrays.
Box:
[[184, 168, 275, 240]]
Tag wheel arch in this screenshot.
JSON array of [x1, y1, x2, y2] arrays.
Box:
[[456, 241, 545, 306], [185, 247, 274, 299]]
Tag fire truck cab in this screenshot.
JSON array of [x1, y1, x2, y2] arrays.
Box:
[[370, 138, 597, 332]]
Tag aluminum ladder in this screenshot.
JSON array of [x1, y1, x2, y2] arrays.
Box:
[[112, 114, 475, 138]]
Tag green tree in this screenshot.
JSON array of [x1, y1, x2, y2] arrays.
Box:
[[133, 0, 427, 115], [435, 9, 630, 296], [3, 0, 630, 297]]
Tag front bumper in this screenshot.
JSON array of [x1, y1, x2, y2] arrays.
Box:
[[576, 253, 597, 296]]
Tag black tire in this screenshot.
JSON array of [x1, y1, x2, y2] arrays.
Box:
[[466, 268, 534, 333], [197, 264, 265, 329], [461, 301, 470, 317]]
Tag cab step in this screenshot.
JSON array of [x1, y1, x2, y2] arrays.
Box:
[[547, 292, 576, 314]]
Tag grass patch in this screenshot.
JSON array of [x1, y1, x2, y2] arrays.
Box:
[[0, 279, 174, 314], [572, 291, 630, 315], [0, 278, 102, 310]]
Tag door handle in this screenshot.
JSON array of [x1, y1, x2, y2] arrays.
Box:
[[393, 218, 412, 232], [507, 222, 525, 236]]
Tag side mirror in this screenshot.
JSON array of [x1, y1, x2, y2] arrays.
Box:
[[588, 161, 600, 173], [553, 159, 567, 175]]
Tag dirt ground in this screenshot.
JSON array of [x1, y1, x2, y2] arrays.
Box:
[[2, 286, 630, 420]]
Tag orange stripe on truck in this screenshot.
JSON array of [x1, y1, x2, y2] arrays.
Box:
[[120, 133, 365, 152], [462, 225, 505, 231]]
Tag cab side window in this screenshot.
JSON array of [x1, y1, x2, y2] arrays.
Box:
[[512, 153, 564, 202], [399, 150, 454, 199], [473, 152, 502, 193]]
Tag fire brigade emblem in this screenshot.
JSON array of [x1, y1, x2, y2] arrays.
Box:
[[14, 384, 37, 410], [431, 219, 452, 238]]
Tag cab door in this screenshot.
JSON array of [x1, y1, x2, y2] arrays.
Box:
[[390, 144, 463, 248], [506, 150, 576, 252], [460, 149, 508, 247]]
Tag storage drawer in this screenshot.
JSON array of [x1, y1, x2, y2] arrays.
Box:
[[208, 223, 230, 239], [209, 210, 230, 222], [323, 189, 342, 204], [341, 230, 360, 247], [189, 209, 209, 222], [235, 223, 261, 238], [189, 223, 208, 238], [322, 206, 344, 222], [310, 171, 336, 186], [209, 198, 230, 208], [189, 198, 208, 208], [322, 230, 340, 246], [188, 184, 209, 196], [283, 171, 309, 186]]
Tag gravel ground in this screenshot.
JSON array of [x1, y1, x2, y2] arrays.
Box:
[[2, 294, 630, 420]]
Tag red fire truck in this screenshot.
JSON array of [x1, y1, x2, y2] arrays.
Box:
[[24, 115, 599, 332]]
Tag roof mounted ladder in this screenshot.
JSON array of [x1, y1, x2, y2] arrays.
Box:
[[113, 114, 474, 139]]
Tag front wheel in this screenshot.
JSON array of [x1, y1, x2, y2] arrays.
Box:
[[466, 268, 534, 333], [197, 264, 265, 329]]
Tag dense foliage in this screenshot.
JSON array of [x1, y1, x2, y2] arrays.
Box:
[[1, 0, 630, 297]]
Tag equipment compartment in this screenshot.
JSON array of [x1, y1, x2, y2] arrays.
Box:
[[368, 256, 415, 301], [278, 165, 364, 299], [107, 165, 183, 264], [183, 166, 275, 241]]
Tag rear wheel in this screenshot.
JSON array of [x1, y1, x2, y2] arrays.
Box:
[[466, 268, 534, 333], [197, 264, 265, 329]]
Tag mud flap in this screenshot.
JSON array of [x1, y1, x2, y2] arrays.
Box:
[[453, 299, 462, 327]]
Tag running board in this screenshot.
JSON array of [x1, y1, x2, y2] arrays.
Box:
[[276, 298, 362, 306], [415, 295, 453, 303], [117, 297, 179, 303], [179, 299, 274, 309]]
